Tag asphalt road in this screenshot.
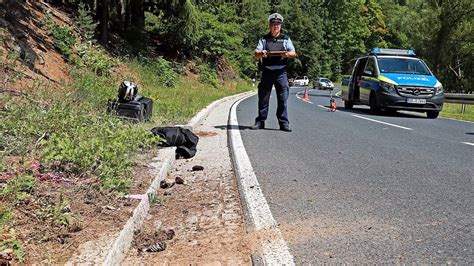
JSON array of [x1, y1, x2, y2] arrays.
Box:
[[236, 86, 473, 264]]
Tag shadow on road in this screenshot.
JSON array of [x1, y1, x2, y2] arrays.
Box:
[[214, 125, 281, 131]]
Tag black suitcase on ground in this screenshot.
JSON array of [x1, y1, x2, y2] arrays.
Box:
[[107, 96, 153, 122]]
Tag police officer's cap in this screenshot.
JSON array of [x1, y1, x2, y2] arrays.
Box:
[[268, 13, 283, 24]]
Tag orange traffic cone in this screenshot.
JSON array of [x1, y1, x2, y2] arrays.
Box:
[[329, 91, 337, 112], [303, 87, 310, 101], [330, 98, 337, 112]]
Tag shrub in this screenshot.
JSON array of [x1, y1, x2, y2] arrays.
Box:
[[44, 14, 77, 58], [139, 57, 178, 88], [76, 3, 98, 42], [197, 63, 219, 88], [76, 44, 117, 76]]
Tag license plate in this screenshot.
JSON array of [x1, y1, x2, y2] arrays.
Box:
[[407, 98, 426, 104]]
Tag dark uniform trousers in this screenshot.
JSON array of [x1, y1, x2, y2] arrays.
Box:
[[256, 68, 289, 126]]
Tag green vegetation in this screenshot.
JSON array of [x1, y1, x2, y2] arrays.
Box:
[[0, 176, 36, 205], [440, 103, 474, 122], [37, 193, 77, 227], [0, 207, 12, 228], [128, 59, 253, 125], [1, 72, 162, 193], [0, 234, 24, 262]]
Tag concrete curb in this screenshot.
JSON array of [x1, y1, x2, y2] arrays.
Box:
[[102, 90, 256, 265], [103, 147, 175, 265], [227, 95, 295, 265], [186, 90, 257, 130]]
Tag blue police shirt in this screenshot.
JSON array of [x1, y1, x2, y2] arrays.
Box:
[[256, 36, 295, 70]]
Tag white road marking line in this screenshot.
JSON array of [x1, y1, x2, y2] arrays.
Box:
[[462, 142, 474, 146], [317, 104, 329, 110], [317, 104, 338, 112], [352, 114, 413, 130], [228, 95, 294, 265]]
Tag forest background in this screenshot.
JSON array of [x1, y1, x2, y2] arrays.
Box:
[[32, 0, 473, 92]]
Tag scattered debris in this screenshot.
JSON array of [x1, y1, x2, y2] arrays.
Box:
[[164, 229, 175, 240], [175, 176, 187, 185], [126, 194, 147, 200], [163, 191, 172, 196], [192, 165, 204, 171], [57, 233, 71, 245], [160, 178, 175, 189], [134, 229, 175, 253], [145, 240, 166, 252]]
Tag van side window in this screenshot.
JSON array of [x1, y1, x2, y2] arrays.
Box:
[[364, 58, 377, 77]]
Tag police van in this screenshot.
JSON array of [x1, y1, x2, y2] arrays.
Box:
[[341, 48, 444, 118]]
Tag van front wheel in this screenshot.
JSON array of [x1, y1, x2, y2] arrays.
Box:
[[427, 111, 439, 119], [369, 94, 380, 115]]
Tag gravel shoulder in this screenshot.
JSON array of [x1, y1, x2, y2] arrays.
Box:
[[122, 94, 254, 264]]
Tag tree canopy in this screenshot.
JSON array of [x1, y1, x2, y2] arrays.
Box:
[[6, 0, 473, 92]]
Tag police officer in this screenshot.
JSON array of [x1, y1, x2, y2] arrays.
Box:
[[253, 13, 297, 132]]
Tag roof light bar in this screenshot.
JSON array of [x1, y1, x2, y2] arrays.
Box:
[[371, 48, 416, 56]]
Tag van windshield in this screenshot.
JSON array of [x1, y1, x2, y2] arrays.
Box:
[[295, 76, 305, 80], [377, 58, 431, 75]]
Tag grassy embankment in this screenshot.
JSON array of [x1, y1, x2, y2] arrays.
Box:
[[0, 51, 252, 263], [0, 8, 254, 262], [440, 103, 474, 122]]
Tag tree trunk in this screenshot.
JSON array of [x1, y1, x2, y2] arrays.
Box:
[[130, 0, 144, 32], [97, 0, 109, 45], [113, 0, 123, 30], [124, 0, 131, 31]]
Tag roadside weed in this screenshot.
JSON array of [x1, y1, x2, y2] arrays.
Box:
[[0, 233, 24, 262], [37, 193, 76, 227], [0, 207, 12, 228], [0, 176, 36, 205]]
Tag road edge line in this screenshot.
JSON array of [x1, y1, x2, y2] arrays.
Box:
[[228, 94, 295, 265]]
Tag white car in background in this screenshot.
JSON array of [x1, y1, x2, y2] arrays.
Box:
[[314, 77, 334, 90], [293, 76, 309, 86]]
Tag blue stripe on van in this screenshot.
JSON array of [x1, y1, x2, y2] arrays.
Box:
[[380, 74, 438, 87]]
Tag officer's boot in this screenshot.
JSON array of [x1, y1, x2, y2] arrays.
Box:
[[251, 120, 265, 130]]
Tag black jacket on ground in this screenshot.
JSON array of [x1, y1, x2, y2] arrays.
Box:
[[151, 127, 199, 159]]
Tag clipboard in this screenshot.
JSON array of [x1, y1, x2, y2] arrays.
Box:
[[267, 51, 287, 57]]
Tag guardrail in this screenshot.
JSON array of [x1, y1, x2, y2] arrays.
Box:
[[444, 93, 474, 114], [444, 93, 474, 104]]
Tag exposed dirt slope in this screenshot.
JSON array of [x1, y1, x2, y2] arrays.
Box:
[[1, 0, 70, 94]]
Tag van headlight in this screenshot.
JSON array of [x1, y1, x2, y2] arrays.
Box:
[[380, 81, 396, 93], [435, 81, 444, 95]]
